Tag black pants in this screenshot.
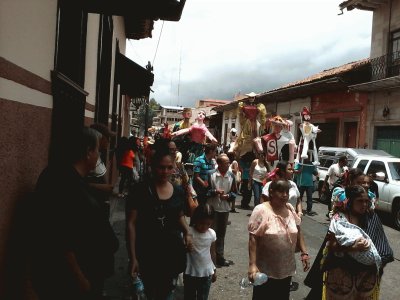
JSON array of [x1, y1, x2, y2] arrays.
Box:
[[252, 276, 291, 300], [326, 188, 334, 213], [240, 179, 252, 207], [119, 166, 133, 193], [211, 211, 230, 261]]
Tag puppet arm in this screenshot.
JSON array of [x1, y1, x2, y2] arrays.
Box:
[[171, 127, 190, 137], [205, 129, 218, 143]]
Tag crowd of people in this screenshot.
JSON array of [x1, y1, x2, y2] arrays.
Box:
[[28, 112, 394, 300]]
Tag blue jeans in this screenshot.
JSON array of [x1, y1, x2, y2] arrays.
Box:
[[184, 274, 212, 300], [252, 181, 263, 207], [299, 185, 314, 212]]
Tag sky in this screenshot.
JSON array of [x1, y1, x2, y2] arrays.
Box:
[[126, 0, 373, 108]]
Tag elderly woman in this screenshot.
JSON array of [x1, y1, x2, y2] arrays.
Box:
[[248, 180, 310, 299], [322, 185, 393, 299], [126, 148, 193, 299]]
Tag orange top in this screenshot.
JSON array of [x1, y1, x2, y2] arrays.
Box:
[[120, 150, 135, 169]]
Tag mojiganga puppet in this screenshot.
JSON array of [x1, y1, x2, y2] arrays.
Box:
[[234, 93, 267, 158], [259, 116, 296, 164], [296, 106, 321, 165], [171, 110, 218, 161]]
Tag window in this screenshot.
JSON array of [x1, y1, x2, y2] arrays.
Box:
[[389, 30, 400, 76], [357, 160, 369, 173], [388, 162, 400, 180], [366, 161, 387, 181]]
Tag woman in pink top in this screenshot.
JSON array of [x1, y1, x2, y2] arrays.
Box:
[[171, 110, 218, 163], [171, 110, 218, 144], [248, 180, 310, 299]]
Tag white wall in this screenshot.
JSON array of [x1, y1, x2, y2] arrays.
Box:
[[85, 14, 100, 107], [0, 0, 57, 81]]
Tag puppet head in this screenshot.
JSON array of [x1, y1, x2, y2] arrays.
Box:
[[301, 106, 311, 122], [182, 107, 192, 120], [269, 115, 286, 134]]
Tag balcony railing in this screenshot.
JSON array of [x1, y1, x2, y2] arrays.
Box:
[[371, 50, 400, 81]]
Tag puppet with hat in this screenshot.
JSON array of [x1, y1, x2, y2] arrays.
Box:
[[233, 93, 267, 158], [296, 106, 321, 165]]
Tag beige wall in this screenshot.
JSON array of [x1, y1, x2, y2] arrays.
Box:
[[85, 14, 101, 107], [0, 0, 57, 81], [276, 97, 310, 141], [221, 107, 239, 146], [367, 90, 400, 146], [371, 0, 400, 58]]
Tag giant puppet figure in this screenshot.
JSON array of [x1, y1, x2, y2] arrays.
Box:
[[172, 107, 192, 162], [233, 93, 267, 158], [296, 106, 321, 165], [173, 107, 192, 132], [171, 110, 218, 162], [259, 115, 294, 164]]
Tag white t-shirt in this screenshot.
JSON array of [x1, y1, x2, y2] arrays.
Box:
[[262, 180, 300, 205], [327, 163, 348, 189], [185, 227, 217, 277]]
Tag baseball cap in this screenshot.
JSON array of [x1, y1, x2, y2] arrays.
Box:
[[230, 128, 237, 133]]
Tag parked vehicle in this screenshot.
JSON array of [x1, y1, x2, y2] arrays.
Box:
[[317, 146, 400, 230]]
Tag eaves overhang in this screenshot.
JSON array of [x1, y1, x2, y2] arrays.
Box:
[[116, 53, 154, 98], [80, 0, 186, 40], [348, 75, 400, 92], [339, 0, 389, 11], [257, 78, 349, 103]]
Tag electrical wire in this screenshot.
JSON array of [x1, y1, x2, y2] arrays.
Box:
[[152, 21, 165, 66]]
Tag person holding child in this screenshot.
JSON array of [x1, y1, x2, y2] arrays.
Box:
[[321, 185, 393, 299]]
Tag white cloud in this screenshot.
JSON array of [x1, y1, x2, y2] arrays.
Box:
[[126, 0, 372, 107]]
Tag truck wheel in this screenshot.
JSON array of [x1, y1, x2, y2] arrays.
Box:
[[393, 200, 400, 230]]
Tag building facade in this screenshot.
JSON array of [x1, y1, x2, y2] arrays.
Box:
[[0, 0, 186, 297], [340, 0, 400, 156]]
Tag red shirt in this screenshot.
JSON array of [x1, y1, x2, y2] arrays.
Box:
[[120, 150, 135, 169]]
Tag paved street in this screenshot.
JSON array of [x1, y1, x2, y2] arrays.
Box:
[[104, 191, 400, 300]]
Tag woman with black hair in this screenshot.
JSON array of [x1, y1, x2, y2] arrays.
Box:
[[321, 185, 393, 299], [261, 160, 303, 217], [126, 147, 193, 299]]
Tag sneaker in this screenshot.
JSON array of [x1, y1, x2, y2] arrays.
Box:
[[307, 211, 317, 216], [230, 209, 239, 213]]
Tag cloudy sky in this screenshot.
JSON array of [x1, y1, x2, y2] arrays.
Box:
[[126, 0, 373, 107]]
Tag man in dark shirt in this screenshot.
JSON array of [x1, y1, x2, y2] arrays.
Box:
[[31, 127, 118, 300]]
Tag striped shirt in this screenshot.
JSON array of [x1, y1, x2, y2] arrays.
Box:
[[193, 153, 216, 181]]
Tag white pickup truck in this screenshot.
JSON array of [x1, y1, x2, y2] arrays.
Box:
[[352, 155, 400, 230], [316, 147, 400, 230]]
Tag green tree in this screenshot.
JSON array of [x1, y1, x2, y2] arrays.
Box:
[[137, 97, 160, 131]]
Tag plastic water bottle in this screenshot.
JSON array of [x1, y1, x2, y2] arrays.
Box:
[[239, 272, 268, 289], [131, 276, 147, 300]]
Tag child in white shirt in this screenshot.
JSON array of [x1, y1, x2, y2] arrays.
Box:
[[184, 204, 217, 300]]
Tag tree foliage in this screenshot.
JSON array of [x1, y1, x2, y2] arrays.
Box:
[[137, 98, 160, 130]]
